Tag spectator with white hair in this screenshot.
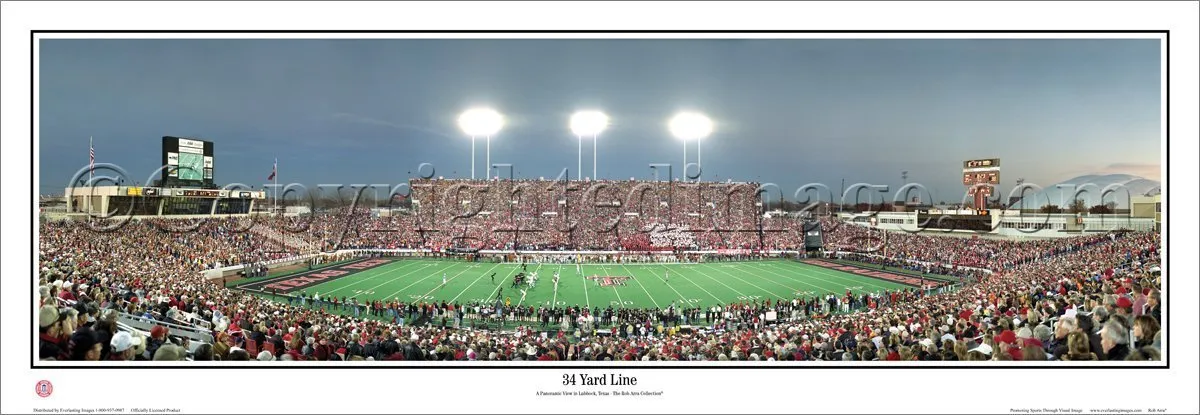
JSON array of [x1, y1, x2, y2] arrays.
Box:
[[1050, 316, 1077, 360], [1100, 319, 1132, 361]]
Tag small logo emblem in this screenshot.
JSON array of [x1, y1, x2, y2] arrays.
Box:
[[587, 275, 631, 287], [35, 380, 53, 397]]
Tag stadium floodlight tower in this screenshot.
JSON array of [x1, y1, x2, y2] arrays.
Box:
[[457, 108, 505, 180], [570, 110, 609, 181], [669, 112, 714, 180]]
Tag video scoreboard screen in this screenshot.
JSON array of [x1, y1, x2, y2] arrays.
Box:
[[962, 158, 1000, 185], [161, 136, 214, 188], [963, 158, 1000, 169], [962, 171, 1000, 185]]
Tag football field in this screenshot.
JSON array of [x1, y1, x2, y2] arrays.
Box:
[[238, 258, 929, 310]]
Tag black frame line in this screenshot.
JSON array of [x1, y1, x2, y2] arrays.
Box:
[[29, 29, 1170, 370]]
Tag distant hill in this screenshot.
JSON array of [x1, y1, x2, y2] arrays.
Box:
[[1016, 174, 1159, 209]]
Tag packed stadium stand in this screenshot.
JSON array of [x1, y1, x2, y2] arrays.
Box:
[[38, 179, 1162, 363]]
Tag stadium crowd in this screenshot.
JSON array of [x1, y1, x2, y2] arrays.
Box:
[[37, 179, 1162, 363]]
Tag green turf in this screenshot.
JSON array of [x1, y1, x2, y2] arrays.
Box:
[[288, 259, 917, 310], [226, 258, 360, 287], [831, 259, 961, 283]]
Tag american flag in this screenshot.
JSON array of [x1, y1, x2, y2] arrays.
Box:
[[267, 158, 277, 181]]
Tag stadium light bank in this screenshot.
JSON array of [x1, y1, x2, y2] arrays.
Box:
[[570, 110, 610, 181], [669, 111, 714, 180], [457, 108, 505, 180]]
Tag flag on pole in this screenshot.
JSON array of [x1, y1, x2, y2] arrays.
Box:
[[267, 158, 277, 181], [89, 136, 95, 178]]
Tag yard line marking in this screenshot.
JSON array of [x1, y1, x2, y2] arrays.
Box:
[[454, 265, 520, 303], [597, 262, 629, 308], [581, 263, 590, 308], [487, 262, 542, 305], [700, 262, 820, 294], [617, 263, 661, 308], [422, 263, 501, 299], [612, 279, 625, 308], [515, 262, 544, 308], [660, 264, 724, 304], [321, 260, 426, 296], [380, 262, 462, 299], [689, 263, 777, 298]]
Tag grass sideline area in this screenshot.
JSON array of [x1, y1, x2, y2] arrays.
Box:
[[237, 258, 919, 313], [831, 259, 961, 282], [225, 258, 359, 288]]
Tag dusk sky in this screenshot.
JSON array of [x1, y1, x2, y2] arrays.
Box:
[[38, 38, 1162, 202]]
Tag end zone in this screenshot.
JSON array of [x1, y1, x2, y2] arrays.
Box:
[[237, 257, 396, 294]]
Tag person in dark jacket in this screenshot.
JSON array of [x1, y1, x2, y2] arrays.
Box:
[[1061, 332, 1098, 361], [1100, 320, 1132, 361], [1132, 315, 1159, 350], [38, 306, 68, 361], [1050, 316, 1076, 360], [92, 309, 118, 360], [1075, 314, 1106, 360]]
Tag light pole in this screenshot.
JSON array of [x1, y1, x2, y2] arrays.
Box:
[[570, 111, 609, 181], [457, 108, 504, 180], [1016, 177, 1026, 212], [669, 112, 714, 180]]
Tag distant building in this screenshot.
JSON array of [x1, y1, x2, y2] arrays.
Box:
[[1130, 194, 1161, 232]]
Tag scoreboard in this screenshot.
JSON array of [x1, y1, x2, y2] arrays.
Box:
[[963, 159, 1000, 169], [962, 171, 1000, 185], [962, 158, 1000, 186], [161, 136, 215, 188], [962, 158, 1000, 210]]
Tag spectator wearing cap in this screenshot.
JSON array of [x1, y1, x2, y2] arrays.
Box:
[[58, 281, 76, 302], [109, 331, 142, 361], [68, 329, 103, 361], [74, 302, 92, 330], [1099, 320, 1131, 361], [967, 343, 991, 360], [145, 325, 169, 360], [1020, 338, 1047, 361], [59, 307, 78, 343], [995, 330, 1022, 361], [1113, 296, 1134, 321], [1132, 316, 1159, 350], [39, 286, 52, 307], [38, 306, 67, 361]]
